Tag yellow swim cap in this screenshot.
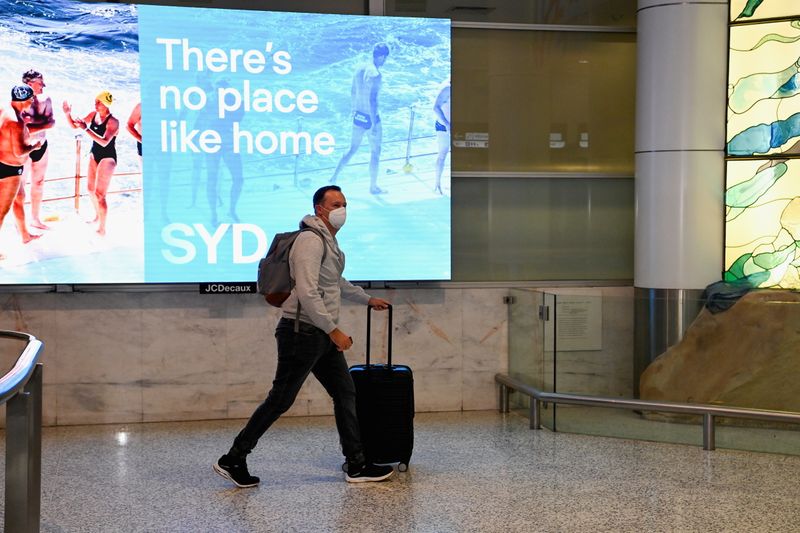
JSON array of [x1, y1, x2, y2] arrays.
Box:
[[95, 91, 113, 106]]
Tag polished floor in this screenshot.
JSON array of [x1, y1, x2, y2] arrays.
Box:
[[2, 410, 800, 532]]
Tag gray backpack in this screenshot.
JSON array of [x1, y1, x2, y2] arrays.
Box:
[[257, 226, 327, 307]]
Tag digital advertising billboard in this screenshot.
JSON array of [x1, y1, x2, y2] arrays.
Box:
[[0, 0, 451, 284]]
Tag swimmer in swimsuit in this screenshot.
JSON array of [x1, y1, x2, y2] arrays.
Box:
[[330, 43, 390, 195], [0, 162, 24, 179], [16, 70, 55, 231], [0, 85, 44, 258], [126, 101, 142, 163], [433, 78, 451, 195], [63, 90, 119, 236]]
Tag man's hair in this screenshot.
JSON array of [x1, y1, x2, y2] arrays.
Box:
[[373, 43, 390, 58], [313, 185, 341, 208], [22, 70, 42, 83]]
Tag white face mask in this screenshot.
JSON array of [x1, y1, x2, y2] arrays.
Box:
[[324, 206, 346, 229]]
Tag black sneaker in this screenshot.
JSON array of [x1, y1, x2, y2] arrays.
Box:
[[345, 462, 394, 483], [213, 454, 260, 488]]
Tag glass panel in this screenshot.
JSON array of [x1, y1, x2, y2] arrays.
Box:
[[549, 290, 703, 446], [507, 288, 536, 421], [452, 28, 636, 173], [506, 288, 554, 429], [716, 423, 800, 455], [451, 177, 634, 281], [727, 21, 800, 158], [536, 289, 800, 455], [725, 159, 800, 289], [386, 0, 636, 27], [730, 0, 798, 22], [507, 287, 800, 454], [508, 289, 544, 388], [542, 291, 556, 430]]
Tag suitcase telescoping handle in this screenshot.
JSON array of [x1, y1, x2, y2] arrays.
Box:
[[366, 303, 392, 367]]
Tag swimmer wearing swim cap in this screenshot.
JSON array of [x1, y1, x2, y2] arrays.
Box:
[[0, 83, 45, 257], [61, 89, 120, 236], [11, 84, 34, 102], [96, 91, 113, 106]]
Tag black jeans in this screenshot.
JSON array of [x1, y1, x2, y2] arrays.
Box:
[[231, 318, 365, 466]]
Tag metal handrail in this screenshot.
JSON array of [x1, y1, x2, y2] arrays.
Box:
[[0, 331, 43, 405], [2, 331, 44, 533], [495, 373, 800, 451]]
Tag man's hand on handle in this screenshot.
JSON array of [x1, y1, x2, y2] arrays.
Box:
[[368, 297, 391, 310], [329, 299, 391, 351]]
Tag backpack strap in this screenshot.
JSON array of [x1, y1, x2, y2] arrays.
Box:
[[293, 227, 329, 333]]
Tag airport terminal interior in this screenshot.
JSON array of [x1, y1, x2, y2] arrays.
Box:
[[4, 0, 800, 531]]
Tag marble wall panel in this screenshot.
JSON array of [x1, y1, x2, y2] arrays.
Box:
[[140, 293, 228, 383], [142, 383, 229, 422], [0, 285, 635, 427], [224, 297, 280, 419], [463, 370, 501, 411], [53, 293, 144, 386], [462, 288, 508, 373], [389, 289, 462, 371], [56, 383, 143, 425], [415, 368, 463, 412]]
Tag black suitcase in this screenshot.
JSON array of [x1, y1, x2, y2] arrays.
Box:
[[349, 304, 414, 471]]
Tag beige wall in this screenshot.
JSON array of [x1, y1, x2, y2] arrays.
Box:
[[0, 287, 508, 427]]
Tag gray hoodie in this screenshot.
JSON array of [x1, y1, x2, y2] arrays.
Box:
[[281, 214, 371, 333]]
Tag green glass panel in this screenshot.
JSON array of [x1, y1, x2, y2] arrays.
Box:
[[386, 0, 636, 26], [452, 177, 634, 281], [451, 28, 636, 174], [731, 0, 797, 22], [725, 160, 800, 288]]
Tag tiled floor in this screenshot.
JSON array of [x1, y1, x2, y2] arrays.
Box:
[[2, 410, 800, 532]]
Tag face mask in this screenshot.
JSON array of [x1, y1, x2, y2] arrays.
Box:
[[323, 206, 347, 229]]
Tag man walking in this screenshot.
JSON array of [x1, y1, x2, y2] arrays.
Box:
[[215, 185, 394, 487]]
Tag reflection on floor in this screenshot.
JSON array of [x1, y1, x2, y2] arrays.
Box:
[[1, 410, 800, 532]]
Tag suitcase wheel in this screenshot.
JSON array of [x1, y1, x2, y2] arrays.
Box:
[[398, 462, 409, 472], [341, 462, 347, 473]]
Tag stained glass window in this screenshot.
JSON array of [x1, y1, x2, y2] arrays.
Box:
[[725, 8, 800, 288], [730, 0, 798, 22]]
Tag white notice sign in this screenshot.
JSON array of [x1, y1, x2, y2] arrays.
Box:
[[544, 295, 602, 351]]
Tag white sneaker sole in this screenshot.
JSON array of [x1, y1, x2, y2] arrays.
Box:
[[213, 462, 259, 488], [345, 469, 395, 483]]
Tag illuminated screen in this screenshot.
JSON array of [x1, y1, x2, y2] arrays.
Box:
[[725, 7, 800, 288], [0, 1, 451, 284]]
